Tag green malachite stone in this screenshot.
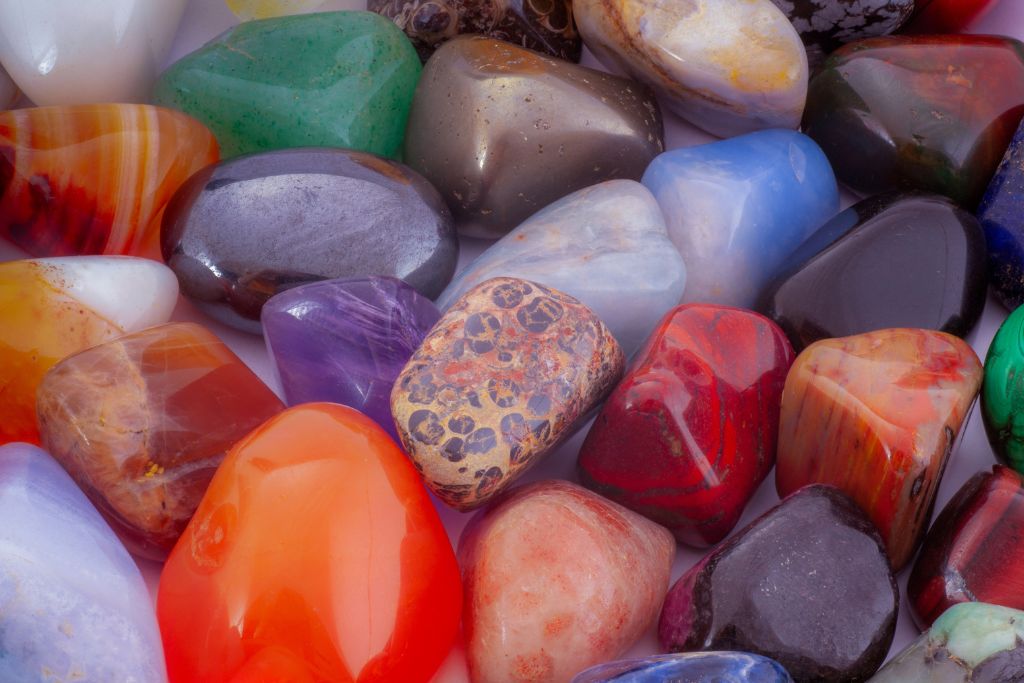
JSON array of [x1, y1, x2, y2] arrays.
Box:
[[153, 11, 420, 158], [983, 305, 1024, 474]]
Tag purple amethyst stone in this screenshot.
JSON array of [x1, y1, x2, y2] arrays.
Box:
[[262, 276, 440, 440]]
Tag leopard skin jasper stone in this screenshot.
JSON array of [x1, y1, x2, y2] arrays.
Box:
[[391, 277, 624, 511]]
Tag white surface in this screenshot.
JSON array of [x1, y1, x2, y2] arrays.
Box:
[[0, 0, 1021, 679]]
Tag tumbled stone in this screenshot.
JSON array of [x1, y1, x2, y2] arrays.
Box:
[[154, 12, 421, 159], [868, 603, 1024, 682], [757, 193, 988, 352], [461, 480, 675, 683], [575, 0, 807, 137], [436, 180, 686, 356], [909, 466, 1024, 629], [226, 0, 345, 19], [0, 64, 18, 109], [776, 328, 983, 570], [392, 277, 624, 510], [983, 304, 1024, 474], [162, 148, 456, 333], [904, 0, 998, 33], [370, 0, 580, 62], [0, 443, 166, 682], [36, 322, 285, 561], [979, 119, 1024, 310], [769, 0, 914, 65], [803, 35, 1024, 206], [579, 304, 794, 547], [573, 652, 794, 683], [641, 130, 838, 308], [403, 36, 663, 238], [158, 403, 462, 682], [263, 277, 440, 440], [659, 485, 898, 683]]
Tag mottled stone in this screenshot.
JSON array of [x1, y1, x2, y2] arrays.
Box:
[[769, 0, 914, 65], [575, 0, 808, 137], [461, 480, 675, 683], [0, 443, 166, 682], [263, 277, 440, 441], [982, 304, 1024, 474], [979, 118, 1024, 310], [162, 148, 457, 333], [36, 323, 284, 560], [776, 328, 983, 570], [436, 180, 686, 356], [659, 485, 898, 683], [391, 277, 624, 510], [573, 652, 794, 683], [153, 12, 421, 159], [403, 36, 664, 238]]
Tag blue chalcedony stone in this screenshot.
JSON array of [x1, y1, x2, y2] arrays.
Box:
[[641, 129, 838, 308], [572, 652, 794, 683], [979, 118, 1024, 309]]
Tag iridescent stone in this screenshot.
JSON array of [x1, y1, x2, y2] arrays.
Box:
[[979, 119, 1024, 310], [263, 277, 440, 441], [461, 480, 675, 683], [572, 652, 794, 683], [776, 328, 983, 570], [36, 323, 285, 560], [983, 304, 1024, 474]]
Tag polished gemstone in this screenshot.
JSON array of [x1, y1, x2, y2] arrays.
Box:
[[0, 443, 166, 682], [641, 130, 838, 308], [0, 0, 186, 105], [803, 35, 1024, 206], [403, 36, 663, 238], [154, 12, 421, 159], [983, 304, 1024, 473], [460, 480, 675, 683], [0, 64, 18, 109], [909, 466, 1024, 629], [263, 277, 440, 441], [579, 304, 794, 547], [776, 328, 983, 570], [659, 485, 898, 683], [757, 193, 988, 352], [158, 403, 462, 682], [36, 322, 285, 561], [979, 119, 1024, 310], [162, 148, 456, 333], [868, 602, 1024, 682], [575, 0, 807, 137], [392, 277, 624, 510], [768, 0, 914, 64], [905, 0, 998, 33], [370, 0, 580, 61], [0, 256, 178, 446], [226, 0, 346, 19], [573, 652, 794, 683], [0, 104, 218, 259], [436, 180, 686, 356]]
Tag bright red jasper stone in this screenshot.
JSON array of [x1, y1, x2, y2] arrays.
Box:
[[157, 403, 462, 682], [906, 0, 998, 33], [577, 304, 795, 546]]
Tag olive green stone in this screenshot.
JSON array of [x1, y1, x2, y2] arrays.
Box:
[[983, 304, 1024, 474], [153, 12, 420, 158]]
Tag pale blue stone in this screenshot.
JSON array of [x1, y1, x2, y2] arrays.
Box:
[[0, 443, 167, 683], [572, 652, 794, 683], [641, 129, 838, 308], [436, 179, 686, 356]]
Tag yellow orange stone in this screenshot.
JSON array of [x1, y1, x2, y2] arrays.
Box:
[[225, 0, 338, 20]]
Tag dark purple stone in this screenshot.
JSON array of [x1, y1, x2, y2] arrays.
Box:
[[262, 276, 440, 440]]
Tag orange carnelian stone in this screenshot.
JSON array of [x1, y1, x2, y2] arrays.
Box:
[[157, 403, 462, 683]]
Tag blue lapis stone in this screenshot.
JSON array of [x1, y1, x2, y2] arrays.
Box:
[[572, 652, 794, 683], [979, 118, 1024, 309]]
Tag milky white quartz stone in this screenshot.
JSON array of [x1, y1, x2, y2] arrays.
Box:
[[0, 0, 187, 105]]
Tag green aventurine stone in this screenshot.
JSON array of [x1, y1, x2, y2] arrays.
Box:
[[983, 304, 1024, 474], [153, 12, 420, 158]]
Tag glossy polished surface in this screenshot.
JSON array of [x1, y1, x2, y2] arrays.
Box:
[[769, 0, 913, 64], [758, 193, 988, 352], [575, 0, 807, 137], [162, 148, 456, 333], [226, 0, 346, 18], [905, 0, 998, 33], [403, 36, 663, 238], [0, 256, 178, 445], [776, 329, 983, 570], [392, 278, 624, 510], [909, 466, 1024, 629], [37, 323, 284, 560], [579, 304, 794, 546], [460, 480, 675, 683], [659, 485, 898, 682], [158, 403, 462, 683], [573, 652, 794, 683], [803, 35, 1024, 206], [154, 12, 421, 159], [983, 304, 1024, 473], [0, 104, 218, 259], [979, 119, 1024, 310]]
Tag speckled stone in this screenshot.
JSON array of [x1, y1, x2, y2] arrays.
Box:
[[769, 0, 914, 64], [391, 277, 625, 511], [153, 12, 421, 158]]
